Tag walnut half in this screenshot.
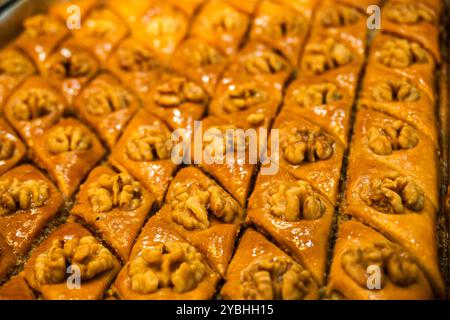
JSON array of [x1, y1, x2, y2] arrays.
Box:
[[171, 180, 240, 230], [367, 121, 418, 155], [88, 173, 142, 213], [0, 136, 15, 161], [47, 126, 92, 154], [268, 180, 325, 221], [154, 77, 207, 107], [372, 79, 420, 102], [12, 89, 59, 122], [386, 3, 434, 24], [292, 83, 342, 108], [117, 41, 160, 72], [126, 125, 173, 162], [85, 82, 133, 116], [361, 175, 424, 214], [341, 241, 419, 288], [223, 84, 268, 113], [128, 242, 206, 294], [0, 178, 49, 216], [320, 5, 359, 27], [241, 256, 312, 300], [0, 49, 35, 77], [281, 128, 334, 165], [23, 15, 64, 38], [303, 38, 352, 74], [35, 236, 116, 284], [243, 51, 287, 75], [378, 39, 428, 68], [179, 41, 223, 67], [47, 49, 97, 80]]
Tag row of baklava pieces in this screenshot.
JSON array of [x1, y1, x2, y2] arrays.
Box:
[[325, 0, 446, 300], [0, 0, 370, 299]]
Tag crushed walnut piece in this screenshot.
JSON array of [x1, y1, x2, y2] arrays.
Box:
[[126, 125, 173, 161], [378, 39, 428, 68], [368, 121, 418, 155], [303, 38, 352, 74], [88, 173, 142, 213], [361, 175, 424, 214], [12, 89, 59, 121], [47, 126, 92, 154], [35, 236, 116, 284], [154, 77, 207, 107], [372, 78, 420, 102], [341, 241, 419, 288], [241, 256, 312, 300], [128, 242, 206, 294], [281, 128, 334, 165], [292, 83, 342, 107], [321, 5, 359, 27], [0, 136, 15, 161], [171, 180, 240, 230], [243, 51, 287, 75], [223, 84, 268, 113], [0, 178, 49, 216], [246, 112, 265, 126], [0, 49, 34, 77], [268, 180, 325, 221], [386, 3, 434, 24], [85, 82, 133, 116], [179, 41, 223, 67], [23, 15, 64, 38], [117, 42, 160, 72], [47, 50, 97, 79]]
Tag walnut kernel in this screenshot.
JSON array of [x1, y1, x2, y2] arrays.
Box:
[[368, 121, 418, 155], [154, 77, 206, 107], [223, 84, 268, 113], [378, 39, 428, 68], [47, 126, 92, 154], [386, 3, 434, 24], [303, 38, 352, 74], [0, 178, 49, 216], [293, 83, 342, 107], [126, 125, 173, 161], [12, 89, 59, 121], [372, 78, 420, 102]]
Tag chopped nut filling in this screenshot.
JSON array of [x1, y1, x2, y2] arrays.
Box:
[[263, 12, 304, 37], [386, 3, 434, 24], [12, 89, 59, 121], [171, 180, 240, 230], [179, 42, 223, 67], [268, 180, 325, 221], [0, 178, 49, 216], [320, 6, 359, 27], [23, 15, 64, 37], [281, 128, 334, 165], [0, 137, 15, 160], [292, 83, 342, 107], [88, 173, 142, 213], [303, 38, 352, 74], [223, 84, 268, 113], [47, 126, 92, 154], [126, 125, 173, 161], [128, 242, 206, 294], [368, 121, 418, 155], [154, 77, 207, 107], [361, 176, 424, 213], [243, 51, 287, 75], [372, 78, 420, 102], [85, 82, 133, 116], [378, 39, 428, 68], [35, 236, 116, 284], [117, 42, 160, 72], [0, 49, 34, 77], [341, 241, 419, 288], [47, 50, 97, 79], [241, 256, 312, 300]]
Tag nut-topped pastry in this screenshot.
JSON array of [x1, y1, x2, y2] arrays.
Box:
[[0, 118, 26, 175]]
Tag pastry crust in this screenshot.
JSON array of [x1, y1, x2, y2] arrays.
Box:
[[0, 233, 16, 280], [31, 118, 105, 199], [0, 276, 34, 300], [221, 229, 319, 300], [109, 109, 178, 205], [0, 165, 63, 257], [160, 167, 244, 276], [327, 220, 434, 300], [223, 0, 260, 14], [247, 168, 334, 285], [112, 214, 219, 300], [75, 73, 140, 148], [107, 0, 151, 26], [0, 118, 26, 175], [22, 222, 121, 300]]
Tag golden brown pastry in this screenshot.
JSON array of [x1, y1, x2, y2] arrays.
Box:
[[0, 234, 16, 280], [168, 0, 206, 17], [107, 0, 151, 26], [0, 276, 34, 300], [159, 167, 244, 276], [141, 72, 208, 131], [224, 0, 260, 14], [31, 118, 105, 199], [327, 220, 434, 300], [71, 165, 155, 261], [75, 73, 140, 148], [112, 214, 219, 299], [0, 48, 36, 107], [109, 109, 178, 205], [250, 0, 312, 66], [22, 222, 121, 300], [3, 76, 64, 147], [0, 118, 26, 175], [172, 38, 228, 95], [221, 229, 319, 300], [43, 38, 100, 107], [190, 0, 250, 56], [49, 0, 98, 22], [334, 0, 382, 12], [72, 7, 129, 62], [247, 168, 334, 285], [0, 165, 63, 257]]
